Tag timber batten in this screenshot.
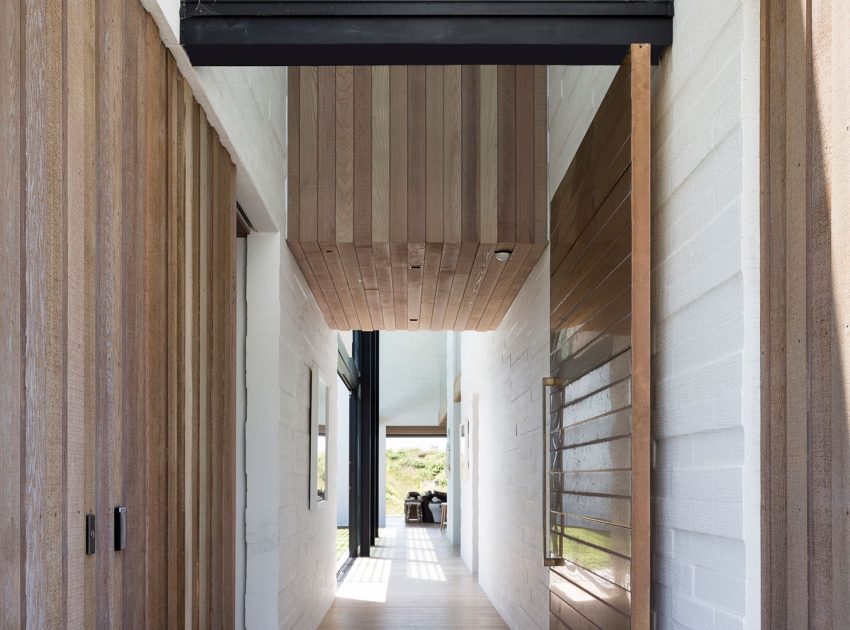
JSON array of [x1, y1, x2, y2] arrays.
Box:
[[287, 64, 548, 331]]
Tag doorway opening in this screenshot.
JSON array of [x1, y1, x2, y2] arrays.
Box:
[[386, 436, 448, 526], [335, 373, 351, 573]]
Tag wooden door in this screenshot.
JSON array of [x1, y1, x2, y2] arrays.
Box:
[[0, 0, 237, 626], [544, 44, 651, 629]]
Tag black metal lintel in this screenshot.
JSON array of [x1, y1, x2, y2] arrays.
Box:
[[181, 2, 673, 66]]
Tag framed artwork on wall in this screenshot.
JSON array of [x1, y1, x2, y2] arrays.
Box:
[[310, 364, 329, 510]]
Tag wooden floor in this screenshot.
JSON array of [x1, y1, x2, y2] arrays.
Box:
[[320, 517, 507, 629]]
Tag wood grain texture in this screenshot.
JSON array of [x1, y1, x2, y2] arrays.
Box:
[[497, 65, 516, 243], [426, 66, 445, 243], [515, 66, 534, 244], [479, 65, 499, 244], [66, 0, 97, 625], [0, 1, 22, 626], [628, 43, 651, 630], [122, 4, 147, 622], [166, 59, 187, 627], [318, 67, 336, 243], [547, 48, 650, 629], [354, 66, 372, 246], [335, 66, 353, 243], [408, 66, 427, 243], [0, 1, 237, 624], [444, 66, 463, 244], [461, 65, 481, 243], [762, 1, 850, 627], [288, 64, 547, 329], [389, 66, 408, 243], [97, 1, 126, 624], [144, 18, 168, 625], [371, 66, 389, 243], [300, 67, 319, 241]]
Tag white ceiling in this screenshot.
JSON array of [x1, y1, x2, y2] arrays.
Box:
[[379, 332, 447, 427]]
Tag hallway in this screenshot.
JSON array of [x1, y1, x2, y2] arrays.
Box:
[[320, 517, 507, 629]]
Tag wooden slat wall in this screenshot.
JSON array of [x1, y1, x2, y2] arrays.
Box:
[[761, 2, 850, 628], [0, 0, 236, 627], [288, 65, 548, 331], [547, 45, 650, 630]]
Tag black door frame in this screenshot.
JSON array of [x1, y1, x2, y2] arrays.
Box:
[[350, 331, 380, 558], [336, 335, 361, 560]]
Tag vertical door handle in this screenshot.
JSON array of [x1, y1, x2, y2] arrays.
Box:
[[542, 377, 566, 567], [114, 507, 127, 551]]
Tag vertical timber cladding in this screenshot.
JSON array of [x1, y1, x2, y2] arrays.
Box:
[[0, 0, 236, 626], [546, 45, 650, 630], [287, 65, 549, 332], [761, 1, 850, 628]]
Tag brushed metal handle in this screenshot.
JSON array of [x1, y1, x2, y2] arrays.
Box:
[[542, 377, 566, 567]]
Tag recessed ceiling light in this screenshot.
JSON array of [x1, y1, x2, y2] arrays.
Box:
[[494, 249, 512, 262]]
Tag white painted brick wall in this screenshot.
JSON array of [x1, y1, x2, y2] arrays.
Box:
[[246, 234, 338, 630], [649, 0, 760, 626], [461, 250, 551, 630]]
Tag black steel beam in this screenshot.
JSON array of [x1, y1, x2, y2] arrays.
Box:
[[181, 1, 673, 66]]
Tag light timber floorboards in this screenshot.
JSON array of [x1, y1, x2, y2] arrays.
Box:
[[320, 517, 507, 629]]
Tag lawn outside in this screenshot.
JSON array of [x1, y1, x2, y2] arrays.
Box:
[[335, 527, 349, 572]]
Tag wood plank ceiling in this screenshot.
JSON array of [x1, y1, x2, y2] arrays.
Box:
[[287, 65, 548, 331]]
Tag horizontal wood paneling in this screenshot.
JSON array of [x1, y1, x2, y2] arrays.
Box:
[[547, 46, 650, 629], [0, 0, 236, 626], [288, 65, 548, 330]]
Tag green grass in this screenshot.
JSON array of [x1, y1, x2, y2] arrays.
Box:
[[336, 527, 349, 563], [555, 526, 616, 571], [385, 447, 447, 516]]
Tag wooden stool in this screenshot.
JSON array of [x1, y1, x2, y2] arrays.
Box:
[[404, 500, 422, 523], [439, 503, 448, 531]]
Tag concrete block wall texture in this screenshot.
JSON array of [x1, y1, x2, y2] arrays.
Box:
[[246, 233, 339, 630], [140, 0, 287, 232], [649, 0, 760, 626], [461, 250, 551, 630]]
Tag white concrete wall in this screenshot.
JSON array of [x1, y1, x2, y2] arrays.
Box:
[[139, 0, 287, 232], [245, 235, 338, 630], [446, 333, 462, 546], [461, 250, 551, 630], [379, 332, 447, 426], [649, 0, 761, 625], [458, 387, 479, 575]]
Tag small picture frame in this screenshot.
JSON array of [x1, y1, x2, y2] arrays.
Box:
[[310, 364, 329, 510]]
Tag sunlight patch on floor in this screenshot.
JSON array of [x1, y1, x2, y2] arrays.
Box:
[[336, 557, 392, 603], [405, 560, 447, 582]]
